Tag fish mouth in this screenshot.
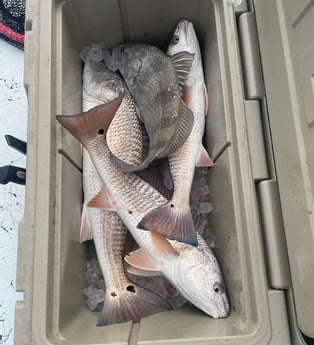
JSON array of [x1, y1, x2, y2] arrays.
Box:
[[177, 19, 191, 37], [179, 19, 194, 46], [199, 302, 229, 319], [208, 293, 230, 319], [184, 20, 193, 35], [175, 277, 230, 319]]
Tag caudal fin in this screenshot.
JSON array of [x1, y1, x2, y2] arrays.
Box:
[[56, 95, 123, 147], [97, 284, 171, 326], [138, 202, 198, 246]]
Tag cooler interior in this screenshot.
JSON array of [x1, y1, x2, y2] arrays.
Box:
[[43, 0, 271, 343]]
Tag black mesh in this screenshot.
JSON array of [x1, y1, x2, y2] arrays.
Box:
[[0, 0, 25, 49]]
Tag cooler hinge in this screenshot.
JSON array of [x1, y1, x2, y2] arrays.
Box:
[[244, 100, 268, 181], [238, 6, 268, 181], [257, 180, 290, 289], [237, 4, 290, 290], [238, 10, 265, 100]]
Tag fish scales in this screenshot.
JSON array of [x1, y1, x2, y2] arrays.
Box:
[[57, 94, 230, 318], [88, 136, 167, 216], [106, 92, 146, 167], [139, 20, 214, 246], [102, 43, 194, 171], [80, 47, 171, 326], [81, 44, 146, 168]]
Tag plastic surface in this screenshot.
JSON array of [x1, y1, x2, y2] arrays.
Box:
[[255, 0, 314, 338], [238, 12, 264, 100], [15, 0, 294, 344]]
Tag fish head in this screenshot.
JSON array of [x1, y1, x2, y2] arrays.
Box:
[[170, 240, 230, 318], [81, 44, 125, 103], [103, 44, 144, 84], [104, 44, 143, 81], [83, 60, 124, 102], [167, 19, 202, 79], [101, 46, 122, 72], [149, 230, 230, 318]]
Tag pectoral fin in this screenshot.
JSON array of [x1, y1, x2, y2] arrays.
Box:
[[150, 230, 179, 257], [127, 266, 163, 277], [125, 248, 160, 272], [170, 51, 194, 94]]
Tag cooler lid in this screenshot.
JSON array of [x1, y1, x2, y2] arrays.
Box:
[[255, 0, 314, 338]]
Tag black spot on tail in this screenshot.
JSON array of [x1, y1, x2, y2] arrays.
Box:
[[126, 285, 136, 293]]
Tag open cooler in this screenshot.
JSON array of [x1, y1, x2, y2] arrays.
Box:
[[15, 0, 314, 344]]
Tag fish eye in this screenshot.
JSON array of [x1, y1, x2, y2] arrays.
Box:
[[172, 35, 180, 45], [213, 282, 224, 294]]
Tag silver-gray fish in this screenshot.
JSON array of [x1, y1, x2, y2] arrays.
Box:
[[102, 43, 195, 172], [56, 97, 230, 319]]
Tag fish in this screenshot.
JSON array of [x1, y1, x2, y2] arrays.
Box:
[[56, 99, 230, 318], [80, 51, 171, 325], [81, 44, 147, 168], [82, 154, 171, 325], [138, 20, 214, 245], [81, 44, 172, 198], [102, 43, 195, 172], [125, 233, 229, 319]]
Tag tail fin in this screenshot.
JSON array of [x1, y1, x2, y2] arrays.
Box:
[[97, 284, 171, 326], [138, 202, 198, 246], [56, 95, 123, 147]]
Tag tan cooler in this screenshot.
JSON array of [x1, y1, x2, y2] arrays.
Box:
[[15, 0, 314, 344]]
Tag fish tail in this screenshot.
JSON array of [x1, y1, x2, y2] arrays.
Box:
[[97, 283, 171, 326], [56, 95, 123, 147], [138, 201, 198, 246]]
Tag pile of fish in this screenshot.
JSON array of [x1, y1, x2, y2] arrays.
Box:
[[84, 166, 214, 313], [57, 19, 230, 326]]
